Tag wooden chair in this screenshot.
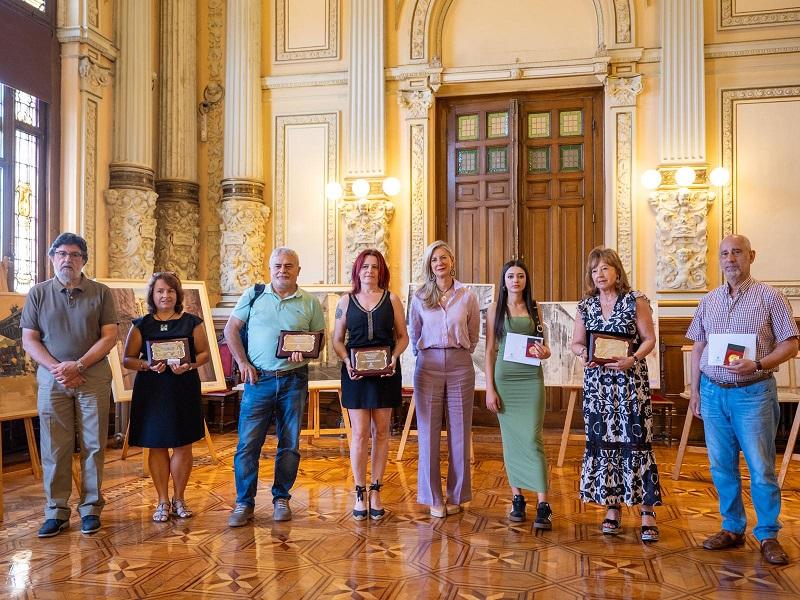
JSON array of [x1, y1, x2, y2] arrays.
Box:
[[202, 340, 240, 433]]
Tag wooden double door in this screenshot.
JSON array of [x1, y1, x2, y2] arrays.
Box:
[[436, 88, 604, 301]]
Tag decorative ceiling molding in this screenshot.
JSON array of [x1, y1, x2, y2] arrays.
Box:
[[720, 0, 800, 29]]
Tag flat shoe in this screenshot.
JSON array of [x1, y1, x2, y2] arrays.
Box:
[[760, 538, 789, 565], [703, 529, 745, 550], [430, 505, 446, 518], [446, 504, 461, 515]]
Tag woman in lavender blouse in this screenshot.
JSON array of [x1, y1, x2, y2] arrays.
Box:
[[409, 240, 480, 517]]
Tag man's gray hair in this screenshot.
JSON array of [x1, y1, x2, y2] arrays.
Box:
[[269, 247, 300, 265]]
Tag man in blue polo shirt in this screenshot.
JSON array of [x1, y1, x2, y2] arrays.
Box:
[[224, 247, 324, 525]]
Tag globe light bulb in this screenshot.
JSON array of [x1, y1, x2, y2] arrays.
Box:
[[709, 166, 730, 187], [325, 182, 343, 201], [674, 167, 696, 187], [640, 169, 662, 190], [382, 177, 401, 197], [352, 179, 370, 198]]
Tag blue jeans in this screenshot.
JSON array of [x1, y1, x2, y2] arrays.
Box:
[[701, 375, 781, 541], [233, 367, 308, 506]]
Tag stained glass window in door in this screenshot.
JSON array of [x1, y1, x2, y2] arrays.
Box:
[[527, 147, 550, 174], [559, 144, 583, 172], [457, 114, 479, 141], [456, 148, 479, 175], [487, 146, 508, 173], [559, 110, 583, 136], [486, 112, 509, 138], [527, 112, 550, 138]]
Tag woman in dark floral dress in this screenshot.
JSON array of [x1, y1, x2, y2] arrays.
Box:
[[571, 247, 662, 542]]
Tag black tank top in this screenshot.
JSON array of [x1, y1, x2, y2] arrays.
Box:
[[345, 290, 396, 350]]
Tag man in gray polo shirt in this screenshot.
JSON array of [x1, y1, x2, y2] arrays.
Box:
[[224, 247, 324, 525], [21, 233, 118, 537]]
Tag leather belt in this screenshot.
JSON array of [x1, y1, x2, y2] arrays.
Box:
[[707, 373, 773, 389], [257, 366, 305, 378]]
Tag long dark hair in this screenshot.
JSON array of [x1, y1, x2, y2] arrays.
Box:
[[494, 260, 541, 341]]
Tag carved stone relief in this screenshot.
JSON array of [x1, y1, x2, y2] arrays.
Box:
[[606, 75, 642, 107], [648, 190, 713, 291], [339, 199, 395, 280], [399, 88, 433, 119], [78, 56, 112, 94], [720, 0, 800, 29], [410, 124, 426, 283], [219, 199, 270, 296], [154, 183, 200, 279], [614, 0, 631, 44], [83, 99, 98, 278], [104, 189, 158, 279], [614, 112, 633, 279]]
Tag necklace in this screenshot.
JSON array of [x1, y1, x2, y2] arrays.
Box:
[[154, 311, 177, 331]]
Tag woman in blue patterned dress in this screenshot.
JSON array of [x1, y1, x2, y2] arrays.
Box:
[[570, 247, 662, 542]]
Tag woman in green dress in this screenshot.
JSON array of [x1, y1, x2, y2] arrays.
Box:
[[485, 260, 552, 528]]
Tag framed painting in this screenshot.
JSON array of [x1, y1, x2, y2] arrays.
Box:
[[0, 292, 38, 417], [95, 279, 227, 402]]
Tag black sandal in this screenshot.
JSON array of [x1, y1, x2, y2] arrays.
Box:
[[352, 485, 367, 521], [640, 510, 659, 542], [602, 505, 622, 535], [368, 482, 385, 521]]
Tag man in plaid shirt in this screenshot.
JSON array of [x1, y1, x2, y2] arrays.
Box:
[[687, 234, 798, 565]]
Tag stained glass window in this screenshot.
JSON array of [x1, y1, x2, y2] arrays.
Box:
[[560, 144, 583, 171], [0, 87, 4, 160], [14, 130, 39, 292], [528, 112, 550, 138], [15, 90, 38, 127], [20, 0, 46, 11], [528, 147, 550, 174], [456, 148, 478, 175], [487, 146, 508, 173], [486, 112, 509, 138], [559, 110, 583, 136], [457, 115, 479, 141]]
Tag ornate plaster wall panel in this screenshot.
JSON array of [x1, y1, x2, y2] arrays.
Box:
[[274, 113, 338, 284], [339, 199, 395, 281], [219, 197, 270, 295], [720, 0, 800, 29], [721, 86, 800, 298], [82, 98, 98, 277], [275, 0, 339, 62], [614, 112, 634, 279]]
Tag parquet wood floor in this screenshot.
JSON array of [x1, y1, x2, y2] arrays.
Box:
[[1, 430, 799, 599]]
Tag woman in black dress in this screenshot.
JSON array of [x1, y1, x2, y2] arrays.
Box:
[[332, 249, 409, 520], [123, 272, 209, 522]]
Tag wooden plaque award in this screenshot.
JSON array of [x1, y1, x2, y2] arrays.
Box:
[[350, 346, 393, 376]]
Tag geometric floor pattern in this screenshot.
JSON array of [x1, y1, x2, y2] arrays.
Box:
[[1, 429, 799, 599]]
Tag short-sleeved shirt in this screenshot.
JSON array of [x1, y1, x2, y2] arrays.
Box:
[[20, 274, 119, 375], [686, 277, 799, 384], [231, 284, 325, 372]]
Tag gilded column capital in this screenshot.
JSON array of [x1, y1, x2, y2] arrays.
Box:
[[398, 88, 434, 120], [78, 56, 113, 96]]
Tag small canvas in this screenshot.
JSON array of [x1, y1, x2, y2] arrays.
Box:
[[0, 292, 37, 417]]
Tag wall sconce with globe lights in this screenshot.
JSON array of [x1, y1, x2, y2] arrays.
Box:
[[325, 177, 402, 202], [642, 165, 730, 292]]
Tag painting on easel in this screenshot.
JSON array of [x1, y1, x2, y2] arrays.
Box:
[[0, 293, 37, 413]]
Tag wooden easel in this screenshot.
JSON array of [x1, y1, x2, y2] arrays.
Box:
[[0, 399, 42, 522], [673, 348, 800, 488], [556, 386, 583, 467]]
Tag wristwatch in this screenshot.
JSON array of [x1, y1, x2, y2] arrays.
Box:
[[755, 360, 763, 371], [77, 359, 86, 373]]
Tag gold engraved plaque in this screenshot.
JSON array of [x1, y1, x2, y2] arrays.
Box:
[[275, 330, 323, 358], [350, 346, 393, 376], [588, 331, 633, 365], [146, 337, 190, 366]]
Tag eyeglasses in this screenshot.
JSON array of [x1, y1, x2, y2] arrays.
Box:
[[53, 251, 84, 259]]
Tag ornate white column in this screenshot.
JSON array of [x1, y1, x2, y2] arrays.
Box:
[[340, 0, 392, 273], [399, 87, 434, 282], [104, 0, 158, 279], [648, 0, 711, 292], [155, 0, 200, 279], [219, 0, 268, 304], [57, 0, 115, 277]]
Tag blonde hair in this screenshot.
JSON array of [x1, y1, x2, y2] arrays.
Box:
[[583, 246, 631, 297], [416, 240, 456, 309]]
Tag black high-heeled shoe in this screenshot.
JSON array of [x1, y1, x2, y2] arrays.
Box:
[[353, 485, 367, 521], [602, 505, 622, 535], [368, 482, 385, 521]]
